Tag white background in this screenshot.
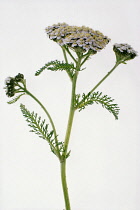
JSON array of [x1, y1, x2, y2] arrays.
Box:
[[0, 0, 140, 210]]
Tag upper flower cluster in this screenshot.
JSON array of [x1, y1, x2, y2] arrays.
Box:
[[45, 23, 110, 54], [113, 43, 137, 63], [5, 73, 24, 97]]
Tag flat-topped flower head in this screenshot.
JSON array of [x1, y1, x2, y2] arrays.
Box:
[[45, 23, 110, 55], [113, 43, 137, 63], [4, 73, 25, 97]]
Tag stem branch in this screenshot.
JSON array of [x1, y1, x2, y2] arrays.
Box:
[[90, 62, 119, 93], [77, 62, 120, 108], [64, 47, 77, 63], [62, 47, 73, 81]]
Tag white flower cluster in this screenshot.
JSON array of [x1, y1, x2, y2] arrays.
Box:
[[113, 43, 137, 61], [45, 23, 110, 54]]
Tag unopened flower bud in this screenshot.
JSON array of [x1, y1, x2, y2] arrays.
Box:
[[5, 77, 15, 97], [15, 73, 24, 82], [4, 73, 25, 98]]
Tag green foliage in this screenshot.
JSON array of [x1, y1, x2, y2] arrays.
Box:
[[20, 104, 64, 155], [7, 93, 25, 104], [20, 103, 53, 140], [35, 60, 75, 78], [75, 91, 120, 120]]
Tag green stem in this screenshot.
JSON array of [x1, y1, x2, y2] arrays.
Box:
[[63, 74, 77, 153], [81, 54, 91, 66], [60, 57, 80, 210], [77, 62, 120, 108], [62, 46, 68, 63], [60, 160, 71, 210], [60, 73, 78, 210], [90, 62, 120, 93], [62, 47, 73, 81], [64, 47, 77, 63]]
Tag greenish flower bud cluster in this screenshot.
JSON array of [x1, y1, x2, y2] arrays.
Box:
[[4, 73, 25, 97], [45, 23, 110, 54], [113, 43, 137, 63]]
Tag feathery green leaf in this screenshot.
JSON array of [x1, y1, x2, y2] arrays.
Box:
[[20, 104, 52, 139], [20, 104, 65, 155], [35, 60, 75, 78], [75, 91, 120, 120]]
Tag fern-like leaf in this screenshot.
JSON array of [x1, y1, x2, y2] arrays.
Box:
[[20, 104, 65, 156], [20, 104, 52, 139], [20, 104, 57, 153], [75, 91, 120, 120], [7, 93, 25, 104], [35, 60, 75, 78]]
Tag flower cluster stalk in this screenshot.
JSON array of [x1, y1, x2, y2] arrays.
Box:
[[76, 61, 120, 109]]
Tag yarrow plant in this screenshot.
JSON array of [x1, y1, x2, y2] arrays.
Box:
[[4, 23, 137, 210]]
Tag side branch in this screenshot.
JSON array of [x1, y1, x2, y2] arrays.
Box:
[[77, 62, 120, 108]]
